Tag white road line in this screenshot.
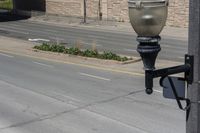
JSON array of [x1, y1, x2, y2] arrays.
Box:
[[28, 38, 50, 42], [33, 61, 54, 68], [124, 48, 137, 52], [0, 53, 14, 58], [154, 89, 162, 93], [79, 72, 111, 81]]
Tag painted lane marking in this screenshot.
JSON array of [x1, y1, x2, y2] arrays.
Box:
[[33, 61, 54, 68], [154, 89, 162, 93], [0, 53, 14, 58], [28, 38, 50, 42], [79, 72, 111, 81]]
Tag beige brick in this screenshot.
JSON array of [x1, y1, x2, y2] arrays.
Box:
[[46, 0, 189, 27]]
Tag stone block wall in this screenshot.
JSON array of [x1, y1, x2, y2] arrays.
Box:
[[107, 0, 129, 22], [45, 0, 189, 27], [86, 0, 99, 18], [46, 0, 82, 17], [167, 0, 189, 27]]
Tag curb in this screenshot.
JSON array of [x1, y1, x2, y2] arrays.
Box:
[[0, 48, 144, 77]]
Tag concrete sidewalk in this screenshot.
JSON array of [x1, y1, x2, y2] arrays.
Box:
[[29, 14, 188, 41]]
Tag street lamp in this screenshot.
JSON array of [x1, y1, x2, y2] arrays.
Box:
[[129, 0, 168, 37], [128, 0, 168, 70], [128, 0, 194, 107]]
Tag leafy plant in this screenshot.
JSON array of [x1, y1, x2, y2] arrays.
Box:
[[34, 43, 131, 62], [82, 49, 98, 57], [101, 51, 120, 60], [68, 47, 81, 55], [50, 44, 65, 53], [34, 43, 51, 51]]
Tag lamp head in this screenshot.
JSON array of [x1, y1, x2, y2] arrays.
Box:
[[128, 0, 168, 37], [128, 0, 168, 70]]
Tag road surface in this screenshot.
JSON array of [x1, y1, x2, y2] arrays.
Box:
[[0, 51, 185, 133], [0, 13, 187, 62]]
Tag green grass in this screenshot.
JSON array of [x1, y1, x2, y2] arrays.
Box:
[[34, 43, 132, 62], [0, 0, 13, 10]]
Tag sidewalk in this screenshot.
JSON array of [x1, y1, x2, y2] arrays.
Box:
[[0, 36, 181, 76], [29, 14, 188, 41]]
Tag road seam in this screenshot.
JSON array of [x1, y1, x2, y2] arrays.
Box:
[[0, 78, 147, 132]]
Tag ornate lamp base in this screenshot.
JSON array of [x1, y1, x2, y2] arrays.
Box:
[[137, 36, 161, 70]]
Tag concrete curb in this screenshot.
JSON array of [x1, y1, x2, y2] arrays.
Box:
[[0, 48, 145, 76]]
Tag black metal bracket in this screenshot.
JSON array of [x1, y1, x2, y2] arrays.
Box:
[[136, 36, 194, 118], [145, 54, 193, 115], [145, 54, 194, 94]]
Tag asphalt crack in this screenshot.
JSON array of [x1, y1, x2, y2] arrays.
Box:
[[0, 83, 144, 131]]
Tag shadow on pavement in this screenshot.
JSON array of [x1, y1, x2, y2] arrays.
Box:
[[0, 10, 29, 22]]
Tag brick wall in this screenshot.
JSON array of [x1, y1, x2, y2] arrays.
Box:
[[46, 0, 82, 17], [167, 0, 189, 27], [107, 0, 129, 22], [46, 0, 189, 27], [87, 0, 99, 18]]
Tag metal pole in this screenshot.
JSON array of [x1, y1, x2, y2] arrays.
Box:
[[187, 0, 200, 132], [83, 0, 87, 23], [98, 0, 102, 20]]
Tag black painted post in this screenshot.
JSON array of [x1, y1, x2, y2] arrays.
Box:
[[187, 0, 200, 132], [83, 0, 87, 23]]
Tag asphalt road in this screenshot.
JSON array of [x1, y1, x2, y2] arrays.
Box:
[[0, 51, 185, 133], [0, 13, 187, 62]]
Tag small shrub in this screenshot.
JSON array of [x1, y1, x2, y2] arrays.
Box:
[[101, 51, 119, 60], [63, 48, 69, 54], [82, 49, 98, 57], [33, 43, 131, 62], [50, 44, 65, 53], [34, 43, 51, 51], [68, 47, 81, 55], [121, 57, 129, 62]]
